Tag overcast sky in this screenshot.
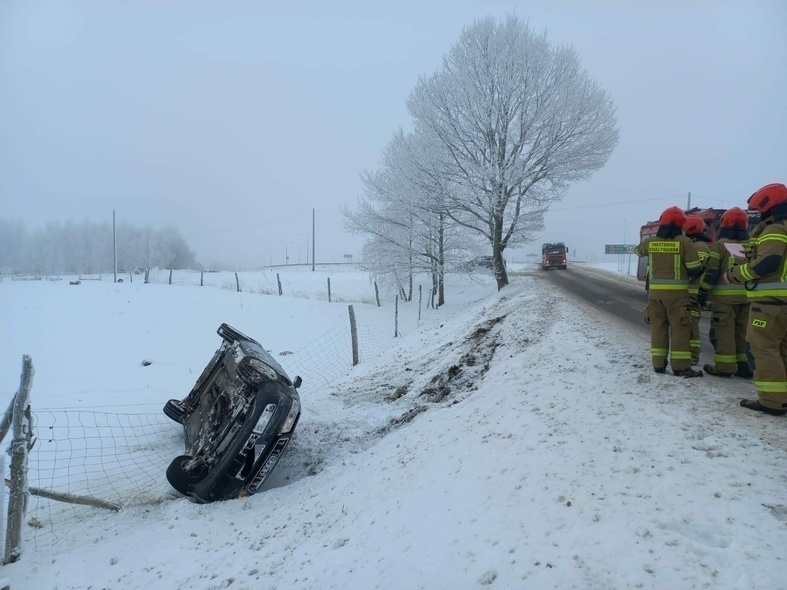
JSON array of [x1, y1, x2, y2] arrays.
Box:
[[1, 1, 785, 269]]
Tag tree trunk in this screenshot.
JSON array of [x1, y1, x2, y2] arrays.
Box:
[[493, 214, 509, 290], [438, 213, 446, 306]]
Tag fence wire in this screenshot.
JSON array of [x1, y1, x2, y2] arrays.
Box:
[[145, 268, 385, 305], [13, 293, 435, 550], [5, 264, 457, 554], [25, 411, 181, 549]]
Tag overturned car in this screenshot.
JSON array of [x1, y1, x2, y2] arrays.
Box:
[[164, 323, 302, 503]]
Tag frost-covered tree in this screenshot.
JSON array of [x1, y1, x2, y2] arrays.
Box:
[[386, 129, 477, 306], [344, 160, 418, 299], [344, 129, 474, 306], [407, 15, 619, 289], [0, 218, 197, 275], [0, 219, 29, 272]]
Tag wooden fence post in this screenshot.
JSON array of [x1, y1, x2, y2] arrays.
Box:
[[327, 277, 332, 303], [277, 273, 282, 296], [394, 295, 399, 338], [200, 271, 204, 287], [374, 282, 380, 307], [0, 394, 16, 444], [144, 268, 149, 284], [4, 355, 34, 565], [168, 268, 173, 285], [348, 305, 359, 366], [418, 285, 422, 325], [235, 272, 240, 292]]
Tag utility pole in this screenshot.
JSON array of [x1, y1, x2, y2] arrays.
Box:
[[113, 209, 117, 283]]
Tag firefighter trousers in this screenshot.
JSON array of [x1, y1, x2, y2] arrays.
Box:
[[710, 300, 750, 373], [644, 296, 693, 371], [747, 303, 787, 411], [689, 300, 702, 364]]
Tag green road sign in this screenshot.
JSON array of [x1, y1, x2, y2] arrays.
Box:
[[605, 244, 637, 255]]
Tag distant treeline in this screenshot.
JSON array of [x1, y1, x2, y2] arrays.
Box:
[[0, 218, 197, 275]]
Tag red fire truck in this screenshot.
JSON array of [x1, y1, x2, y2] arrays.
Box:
[[636, 207, 760, 282], [542, 242, 568, 270]]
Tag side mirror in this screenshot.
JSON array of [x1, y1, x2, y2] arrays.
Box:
[[293, 375, 302, 389]]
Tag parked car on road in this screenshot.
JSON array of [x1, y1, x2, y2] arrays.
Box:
[[164, 323, 302, 503]]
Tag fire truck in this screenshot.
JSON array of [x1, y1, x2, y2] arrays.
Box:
[[636, 207, 760, 283], [542, 242, 568, 270]]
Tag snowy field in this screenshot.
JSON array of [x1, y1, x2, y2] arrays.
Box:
[[1, 266, 787, 590]]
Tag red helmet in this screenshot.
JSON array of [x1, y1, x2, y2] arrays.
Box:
[[748, 183, 787, 216], [684, 215, 705, 236], [659, 206, 686, 228], [720, 206, 749, 228]]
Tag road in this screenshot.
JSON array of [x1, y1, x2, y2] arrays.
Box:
[[513, 263, 716, 360], [511, 262, 787, 454]]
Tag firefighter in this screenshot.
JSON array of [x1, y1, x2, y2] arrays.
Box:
[[697, 207, 752, 378], [635, 206, 704, 377], [728, 183, 787, 415], [684, 215, 711, 365]]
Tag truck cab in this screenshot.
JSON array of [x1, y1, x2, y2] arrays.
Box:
[[542, 242, 568, 270]]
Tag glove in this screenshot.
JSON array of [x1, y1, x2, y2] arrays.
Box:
[[696, 290, 708, 308]]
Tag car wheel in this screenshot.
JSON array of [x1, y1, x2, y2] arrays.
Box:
[[163, 399, 187, 424], [166, 455, 208, 496]]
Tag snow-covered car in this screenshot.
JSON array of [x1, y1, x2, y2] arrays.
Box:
[[163, 323, 302, 503]]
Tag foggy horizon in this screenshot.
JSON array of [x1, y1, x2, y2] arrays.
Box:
[[1, 1, 785, 270]]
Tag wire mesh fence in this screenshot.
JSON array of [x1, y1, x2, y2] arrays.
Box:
[[2, 263, 486, 557], [145, 268, 386, 305], [9, 292, 433, 551], [25, 411, 180, 549]]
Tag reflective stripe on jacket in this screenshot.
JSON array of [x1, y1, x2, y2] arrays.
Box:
[[635, 235, 700, 299], [689, 240, 710, 295], [729, 220, 787, 303]]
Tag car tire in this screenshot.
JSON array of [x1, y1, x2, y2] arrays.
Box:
[[163, 399, 187, 424], [166, 455, 208, 496]]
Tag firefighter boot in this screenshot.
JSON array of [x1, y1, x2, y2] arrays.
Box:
[[703, 364, 732, 378], [673, 367, 704, 378], [739, 399, 786, 416], [735, 361, 754, 379], [654, 359, 668, 374]]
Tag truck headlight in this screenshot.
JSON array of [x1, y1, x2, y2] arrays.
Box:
[[278, 398, 300, 434]]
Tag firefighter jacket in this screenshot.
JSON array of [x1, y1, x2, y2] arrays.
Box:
[[729, 218, 787, 304], [700, 237, 749, 304], [635, 234, 702, 300], [688, 239, 710, 297]]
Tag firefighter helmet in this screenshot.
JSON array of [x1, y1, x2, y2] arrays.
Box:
[[684, 215, 705, 236], [658, 206, 686, 228], [720, 206, 749, 228], [748, 183, 787, 217]]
